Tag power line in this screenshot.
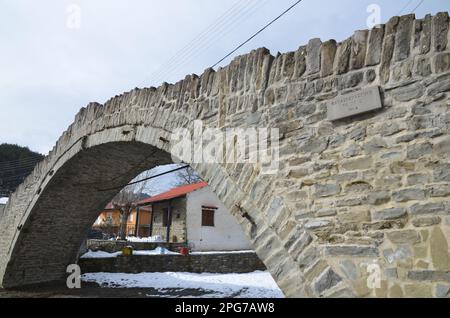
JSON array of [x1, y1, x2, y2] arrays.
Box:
[[0, 172, 31, 181], [396, 0, 415, 15], [145, 0, 249, 85], [103, 1, 304, 192], [412, 0, 425, 13], [0, 163, 41, 172], [0, 165, 41, 175], [98, 164, 190, 192], [211, 0, 304, 69], [146, 0, 263, 85], [0, 157, 42, 168], [148, 0, 271, 86], [0, 163, 40, 173], [0, 160, 40, 167], [0, 156, 41, 164]]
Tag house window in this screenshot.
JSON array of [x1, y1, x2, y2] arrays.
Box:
[[201, 207, 216, 227]]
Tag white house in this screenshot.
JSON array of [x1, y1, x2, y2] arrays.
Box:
[[185, 185, 252, 251], [136, 182, 252, 252]]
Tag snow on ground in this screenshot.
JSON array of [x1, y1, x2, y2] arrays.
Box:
[[190, 250, 255, 255], [81, 271, 284, 298], [134, 247, 179, 256], [80, 247, 179, 259], [80, 251, 121, 259], [126, 235, 164, 243], [0, 197, 8, 204], [81, 249, 260, 259]]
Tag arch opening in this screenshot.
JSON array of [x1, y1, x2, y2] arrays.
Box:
[[0, 139, 290, 297]]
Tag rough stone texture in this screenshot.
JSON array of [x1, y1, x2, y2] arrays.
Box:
[[436, 284, 450, 298], [394, 15, 415, 61], [404, 283, 433, 297], [380, 16, 399, 83], [387, 230, 421, 244], [321, 40, 337, 77], [324, 245, 379, 257], [306, 38, 322, 74], [0, 12, 450, 298], [366, 26, 385, 66], [419, 15, 432, 54], [313, 267, 342, 295], [430, 227, 450, 270], [407, 270, 450, 282], [372, 208, 407, 221], [393, 188, 426, 202], [433, 12, 449, 52], [350, 30, 368, 70], [335, 39, 352, 74], [412, 216, 441, 227]]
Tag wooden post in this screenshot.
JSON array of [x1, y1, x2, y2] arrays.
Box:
[[134, 207, 140, 237], [149, 204, 154, 237], [166, 201, 172, 243]]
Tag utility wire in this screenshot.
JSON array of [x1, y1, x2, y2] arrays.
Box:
[[411, 0, 425, 13], [107, 0, 304, 191], [211, 0, 304, 69], [0, 164, 41, 175], [0, 156, 41, 164], [396, 0, 415, 15], [0, 157, 42, 168], [148, 0, 270, 86], [147, 0, 262, 85], [0, 163, 41, 173], [0, 160, 40, 168], [5, 1, 304, 194], [146, 0, 249, 84], [98, 164, 190, 192]]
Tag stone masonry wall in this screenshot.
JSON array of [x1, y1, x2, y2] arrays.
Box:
[[78, 252, 266, 274], [0, 12, 449, 297], [151, 198, 187, 243], [86, 239, 186, 253]]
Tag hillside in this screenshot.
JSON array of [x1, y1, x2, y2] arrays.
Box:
[[0, 144, 44, 197]]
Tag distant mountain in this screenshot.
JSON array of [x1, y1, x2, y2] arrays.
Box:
[[0, 144, 44, 197]]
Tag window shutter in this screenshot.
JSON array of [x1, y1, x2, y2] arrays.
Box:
[[201, 207, 216, 227]]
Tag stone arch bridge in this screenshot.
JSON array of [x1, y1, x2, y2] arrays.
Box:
[[1, 12, 450, 297]]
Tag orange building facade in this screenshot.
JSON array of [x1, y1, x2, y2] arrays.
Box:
[[93, 206, 152, 237]]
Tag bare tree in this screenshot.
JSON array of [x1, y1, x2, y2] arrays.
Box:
[[175, 166, 202, 186], [112, 170, 154, 240]]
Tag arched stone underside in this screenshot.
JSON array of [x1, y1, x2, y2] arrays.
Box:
[[1, 12, 450, 297]]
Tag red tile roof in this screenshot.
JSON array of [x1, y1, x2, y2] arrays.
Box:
[[137, 182, 208, 206], [104, 202, 115, 210]]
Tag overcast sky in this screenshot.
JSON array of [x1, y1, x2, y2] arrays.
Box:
[[0, 0, 448, 155]]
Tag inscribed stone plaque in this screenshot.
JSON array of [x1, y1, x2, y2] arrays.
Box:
[[327, 86, 382, 121]]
